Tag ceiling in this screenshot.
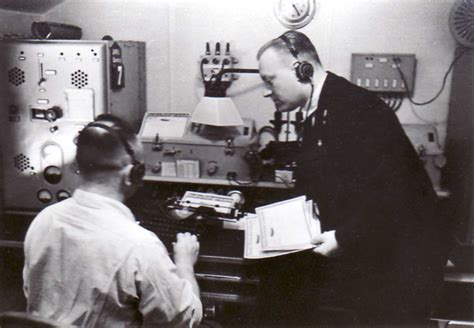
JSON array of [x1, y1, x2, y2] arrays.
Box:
[[0, 0, 65, 14]]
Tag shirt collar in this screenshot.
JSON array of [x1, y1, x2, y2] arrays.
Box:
[[73, 188, 136, 223], [304, 71, 328, 119]]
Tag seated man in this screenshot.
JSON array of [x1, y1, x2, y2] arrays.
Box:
[[23, 114, 202, 327]]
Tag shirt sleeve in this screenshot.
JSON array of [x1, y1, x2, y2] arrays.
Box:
[[132, 240, 203, 328]]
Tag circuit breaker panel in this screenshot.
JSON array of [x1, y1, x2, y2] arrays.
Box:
[[0, 40, 110, 211], [350, 53, 416, 94]]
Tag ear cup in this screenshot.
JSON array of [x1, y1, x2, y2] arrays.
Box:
[[294, 60, 314, 82], [129, 162, 145, 184]]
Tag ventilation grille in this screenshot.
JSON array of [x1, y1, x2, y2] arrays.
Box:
[[450, 0, 474, 48], [8, 67, 25, 86], [13, 153, 32, 172], [71, 69, 88, 88]]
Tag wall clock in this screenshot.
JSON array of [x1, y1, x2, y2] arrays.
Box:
[[274, 0, 317, 29]]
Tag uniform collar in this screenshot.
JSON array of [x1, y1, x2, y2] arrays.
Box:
[[73, 188, 136, 223], [303, 71, 328, 119]]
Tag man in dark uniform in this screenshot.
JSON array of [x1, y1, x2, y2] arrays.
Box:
[[256, 30, 446, 326]]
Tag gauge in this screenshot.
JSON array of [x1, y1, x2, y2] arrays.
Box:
[[274, 0, 316, 29]]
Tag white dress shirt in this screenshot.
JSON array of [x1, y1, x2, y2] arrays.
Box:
[[23, 189, 202, 327], [304, 72, 328, 124]]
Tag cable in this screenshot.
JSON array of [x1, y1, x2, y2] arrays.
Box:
[[395, 47, 472, 106], [226, 174, 256, 186], [274, 174, 294, 189], [392, 95, 403, 112], [200, 58, 206, 81]]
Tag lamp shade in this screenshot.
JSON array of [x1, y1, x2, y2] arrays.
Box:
[[190, 96, 244, 126]]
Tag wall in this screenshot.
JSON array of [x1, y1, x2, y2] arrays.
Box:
[[44, 0, 171, 113], [168, 0, 456, 146], [41, 0, 456, 146], [0, 8, 40, 37]]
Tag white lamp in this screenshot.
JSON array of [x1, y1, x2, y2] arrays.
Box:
[[191, 96, 244, 127]]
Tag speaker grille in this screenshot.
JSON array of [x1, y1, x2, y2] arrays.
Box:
[[71, 69, 89, 88], [8, 67, 26, 86], [13, 153, 32, 172], [450, 0, 474, 47]]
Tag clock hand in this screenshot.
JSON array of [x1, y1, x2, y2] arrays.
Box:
[[292, 4, 301, 15]]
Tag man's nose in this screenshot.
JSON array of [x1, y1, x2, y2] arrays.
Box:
[[263, 88, 272, 98]]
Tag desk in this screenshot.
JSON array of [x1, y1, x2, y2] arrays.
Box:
[[0, 209, 260, 325]]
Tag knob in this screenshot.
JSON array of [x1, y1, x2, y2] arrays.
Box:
[[57, 190, 71, 201], [45, 106, 63, 122], [207, 161, 218, 175], [151, 162, 161, 174], [37, 189, 53, 204], [43, 165, 62, 184]]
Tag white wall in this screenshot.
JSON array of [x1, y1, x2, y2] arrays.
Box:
[[0, 9, 41, 37], [45, 0, 171, 113], [42, 0, 457, 146]]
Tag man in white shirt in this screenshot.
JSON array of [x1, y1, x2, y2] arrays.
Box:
[[23, 114, 202, 327]]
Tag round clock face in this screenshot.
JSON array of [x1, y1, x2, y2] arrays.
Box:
[[274, 0, 316, 29]]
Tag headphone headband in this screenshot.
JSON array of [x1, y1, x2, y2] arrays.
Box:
[[279, 34, 299, 59]]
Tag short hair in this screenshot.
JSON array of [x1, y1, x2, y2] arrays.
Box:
[[76, 114, 137, 177], [257, 30, 321, 65]]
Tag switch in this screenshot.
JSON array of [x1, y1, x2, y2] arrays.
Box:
[[356, 78, 362, 86], [383, 79, 389, 88], [374, 79, 380, 88], [57, 190, 71, 201], [207, 161, 218, 175], [37, 189, 53, 204], [43, 165, 62, 184], [392, 79, 398, 88], [365, 79, 370, 87]]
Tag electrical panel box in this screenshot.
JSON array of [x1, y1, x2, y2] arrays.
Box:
[[350, 53, 416, 94]]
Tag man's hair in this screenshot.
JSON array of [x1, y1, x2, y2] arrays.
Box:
[[76, 114, 137, 178], [257, 30, 321, 64]]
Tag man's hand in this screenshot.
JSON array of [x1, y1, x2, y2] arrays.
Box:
[[311, 230, 339, 257], [173, 232, 200, 267], [173, 232, 200, 299]]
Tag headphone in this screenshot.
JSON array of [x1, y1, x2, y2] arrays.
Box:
[[279, 34, 314, 83], [83, 121, 145, 184]]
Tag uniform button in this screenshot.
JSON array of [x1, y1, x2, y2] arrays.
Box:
[[323, 120, 327, 125], [317, 139, 323, 146], [323, 109, 328, 117]]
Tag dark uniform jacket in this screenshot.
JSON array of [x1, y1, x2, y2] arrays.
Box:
[[295, 72, 444, 322], [259, 72, 446, 325]]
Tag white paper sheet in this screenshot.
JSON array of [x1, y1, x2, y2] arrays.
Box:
[[256, 196, 315, 251], [139, 112, 189, 139]]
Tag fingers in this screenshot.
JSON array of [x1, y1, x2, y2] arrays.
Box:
[[312, 242, 330, 256], [311, 230, 338, 257], [311, 234, 324, 245], [176, 232, 198, 242]]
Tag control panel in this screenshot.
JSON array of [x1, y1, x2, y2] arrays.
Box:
[[350, 53, 416, 94]]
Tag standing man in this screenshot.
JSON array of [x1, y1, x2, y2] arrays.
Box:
[[23, 114, 202, 327], [257, 31, 446, 326]]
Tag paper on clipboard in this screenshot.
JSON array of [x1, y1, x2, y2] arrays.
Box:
[[257, 196, 315, 251], [139, 112, 189, 139], [244, 214, 314, 259]]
